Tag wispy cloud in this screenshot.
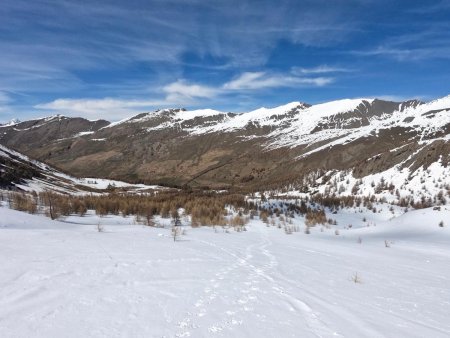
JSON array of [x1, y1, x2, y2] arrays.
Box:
[[291, 65, 353, 75], [35, 98, 169, 120], [351, 25, 450, 61], [0, 91, 11, 103], [352, 46, 450, 61], [0, 0, 361, 95], [223, 72, 333, 90], [35, 69, 335, 119], [163, 80, 220, 103], [2, 0, 447, 120]]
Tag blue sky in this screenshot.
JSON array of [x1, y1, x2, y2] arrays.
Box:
[[0, 0, 449, 121]]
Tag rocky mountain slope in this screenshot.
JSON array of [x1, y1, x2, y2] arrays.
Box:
[[0, 144, 164, 194], [1, 96, 449, 192]]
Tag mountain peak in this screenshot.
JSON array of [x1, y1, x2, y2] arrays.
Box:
[[1, 118, 21, 127]]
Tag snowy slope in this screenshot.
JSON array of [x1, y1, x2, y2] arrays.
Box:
[[269, 97, 449, 151], [94, 95, 449, 152], [0, 206, 449, 337], [102, 108, 229, 131], [190, 102, 308, 134], [0, 144, 164, 194], [277, 157, 450, 206], [0, 118, 20, 127]]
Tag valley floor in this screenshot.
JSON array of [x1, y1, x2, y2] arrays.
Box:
[[0, 206, 449, 337]]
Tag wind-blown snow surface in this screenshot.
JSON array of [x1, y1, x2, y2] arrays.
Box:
[[1, 206, 449, 337]]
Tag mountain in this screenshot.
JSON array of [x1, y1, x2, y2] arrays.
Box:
[[0, 144, 164, 194], [0, 114, 109, 147], [0, 118, 21, 127], [1, 96, 449, 195]]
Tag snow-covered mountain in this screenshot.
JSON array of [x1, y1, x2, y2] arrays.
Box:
[[1, 95, 449, 195], [0, 118, 21, 127]]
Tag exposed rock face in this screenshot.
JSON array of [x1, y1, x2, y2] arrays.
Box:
[[1, 96, 449, 190]]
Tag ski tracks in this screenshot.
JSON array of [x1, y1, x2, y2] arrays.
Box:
[[173, 226, 342, 338], [174, 238, 257, 337]]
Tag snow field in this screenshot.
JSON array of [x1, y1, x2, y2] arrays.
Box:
[[0, 205, 449, 337]]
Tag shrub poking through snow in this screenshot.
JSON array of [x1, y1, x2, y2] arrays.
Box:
[[9, 192, 37, 214], [351, 272, 362, 284], [305, 208, 327, 226]]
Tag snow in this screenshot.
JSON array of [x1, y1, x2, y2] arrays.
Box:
[[172, 109, 225, 121], [73, 178, 162, 191], [0, 118, 20, 127], [98, 102, 307, 133], [100, 115, 137, 129], [1, 205, 449, 337], [0, 144, 166, 194], [74, 131, 95, 137], [190, 102, 306, 135], [301, 155, 450, 203], [63, 95, 450, 158], [162, 96, 448, 155], [277, 158, 450, 208], [304, 98, 374, 117], [410, 94, 450, 113], [8, 115, 65, 131], [15, 176, 165, 195], [0, 144, 50, 171], [100, 109, 229, 133]]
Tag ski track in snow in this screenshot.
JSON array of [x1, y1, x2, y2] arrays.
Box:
[[1, 207, 450, 337], [173, 223, 442, 338]]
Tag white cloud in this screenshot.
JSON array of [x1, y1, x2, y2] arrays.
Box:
[[163, 80, 219, 102], [352, 47, 417, 61], [163, 72, 334, 100], [292, 65, 353, 74], [34, 82, 222, 120], [223, 72, 333, 90], [298, 77, 334, 86], [0, 0, 362, 98], [223, 72, 267, 90], [35, 71, 335, 120], [35, 98, 169, 120]]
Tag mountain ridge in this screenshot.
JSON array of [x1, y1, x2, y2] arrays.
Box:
[[1, 95, 449, 193]]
